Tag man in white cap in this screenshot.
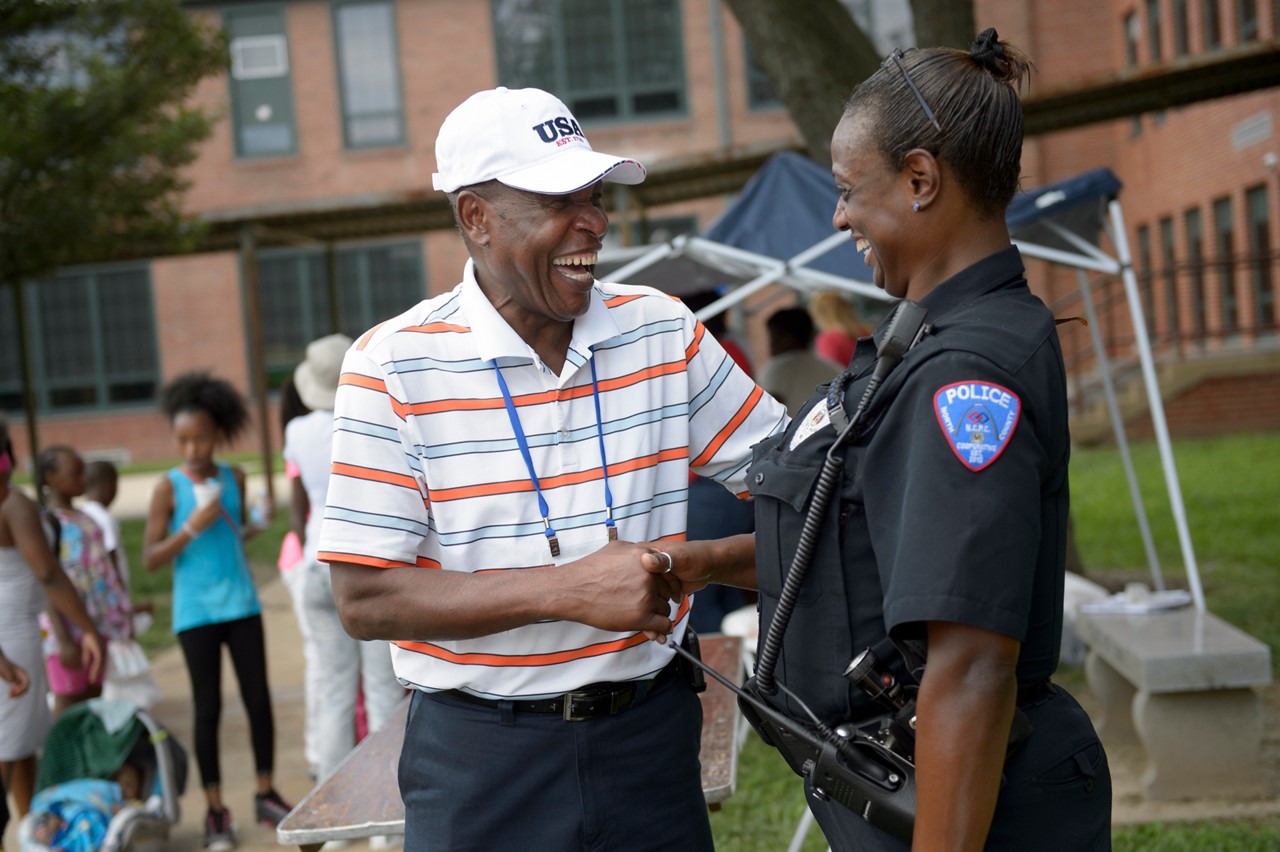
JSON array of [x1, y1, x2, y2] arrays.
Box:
[[283, 334, 405, 795], [319, 88, 785, 850]]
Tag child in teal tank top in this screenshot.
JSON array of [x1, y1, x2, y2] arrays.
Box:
[[142, 372, 292, 847]]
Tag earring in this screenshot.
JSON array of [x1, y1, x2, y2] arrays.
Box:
[[913, 202, 921, 213]]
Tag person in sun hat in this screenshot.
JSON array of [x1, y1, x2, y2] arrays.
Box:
[[283, 334, 406, 795], [318, 86, 787, 850]]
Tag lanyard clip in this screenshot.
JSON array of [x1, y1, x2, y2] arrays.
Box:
[[544, 520, 560, 558]]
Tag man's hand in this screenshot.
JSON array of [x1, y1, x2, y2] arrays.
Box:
[[560, 540, 686, 638]]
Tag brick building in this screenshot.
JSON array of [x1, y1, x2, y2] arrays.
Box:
[[3, 0, 1278, 463]]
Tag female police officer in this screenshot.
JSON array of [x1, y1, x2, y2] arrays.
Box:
[[644, 29, 1112, 851]]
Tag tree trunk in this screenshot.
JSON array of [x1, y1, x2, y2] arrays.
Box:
[[908, 0, 976, 50], [723, 0, 879, 164]]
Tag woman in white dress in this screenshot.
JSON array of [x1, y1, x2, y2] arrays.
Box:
[[0, 415, 103, 819]]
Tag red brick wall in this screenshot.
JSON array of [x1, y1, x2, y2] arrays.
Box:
[[1127, 372, 1280, 439]]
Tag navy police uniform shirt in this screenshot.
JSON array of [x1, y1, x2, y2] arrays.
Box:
[[748, 247, 1069, 724]]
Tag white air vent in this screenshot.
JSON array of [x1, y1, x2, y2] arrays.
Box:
[[231, 35, 289, 80]]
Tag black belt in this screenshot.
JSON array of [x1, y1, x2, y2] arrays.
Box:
[[1016, 679, 1054, 706], [440, 660, 676, 722]]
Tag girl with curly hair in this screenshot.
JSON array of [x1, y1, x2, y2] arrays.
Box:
[[142, 372, 290, 850]]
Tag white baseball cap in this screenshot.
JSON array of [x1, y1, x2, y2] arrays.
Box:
[[432, 87, 646, 194]]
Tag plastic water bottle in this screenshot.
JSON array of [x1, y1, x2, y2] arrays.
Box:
[[249, 488, 272, 526]]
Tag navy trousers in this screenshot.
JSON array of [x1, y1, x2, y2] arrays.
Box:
[[399, 672, 716, 852], [807, 685, 1112, 851]]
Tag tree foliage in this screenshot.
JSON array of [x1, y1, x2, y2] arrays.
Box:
[[0, 0, 226, 286]]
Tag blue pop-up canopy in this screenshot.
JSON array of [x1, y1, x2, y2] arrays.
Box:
[[701, 150, 871, 281], [601, 154, 1202, 611]]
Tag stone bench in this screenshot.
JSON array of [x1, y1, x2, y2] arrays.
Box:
[[1076, 607, 1272, 801]]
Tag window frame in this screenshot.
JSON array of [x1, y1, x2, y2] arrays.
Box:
[[1212, 196, 1239, 334], [1204, 0, 1223, 48], [490, 0, 689, 125], [225, 3, 298, 159], [1184, 207, 1207, 339], [330, 0, 407, 150], [744, 42, 781, 111], [1244, 183, 1274, 329], [1238, 0, 1259, 41], [248, 239, 426, 389], [1159, 216, 1180, 347], [0, 262, 159, 415], [1137, 224, 1157, 335], [1173, 0, 1190, 54], [1146, 0, 1164, 62]]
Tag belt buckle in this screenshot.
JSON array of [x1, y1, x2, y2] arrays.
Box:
[[561, 686, 634, 721], [562, 690, 593, 722]]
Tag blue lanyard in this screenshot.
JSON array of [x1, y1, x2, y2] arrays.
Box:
[[490, 352, 617, 558]]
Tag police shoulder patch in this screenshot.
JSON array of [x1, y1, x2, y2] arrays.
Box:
[[932, 380, 1021, 472]]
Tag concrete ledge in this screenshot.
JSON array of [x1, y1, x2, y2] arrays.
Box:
[[1075, 608, 1272, 693], [1078, 608, 1273, 801]]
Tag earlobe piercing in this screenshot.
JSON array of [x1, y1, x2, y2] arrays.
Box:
[[913, 202, 921, 213]]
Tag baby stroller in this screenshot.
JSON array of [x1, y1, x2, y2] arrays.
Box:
[[18, 699, 187, 852]]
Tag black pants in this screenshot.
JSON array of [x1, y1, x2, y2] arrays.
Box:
[[400, 673, 715, 852], [807, 685, 1112, 851], [177, 614, 275, 788], [1, 772, 8, 841]]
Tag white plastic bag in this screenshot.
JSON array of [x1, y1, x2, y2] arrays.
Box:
[[102, 638, 160, 710]]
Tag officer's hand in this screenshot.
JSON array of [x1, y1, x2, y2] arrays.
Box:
[[640, 545, 712, 597]]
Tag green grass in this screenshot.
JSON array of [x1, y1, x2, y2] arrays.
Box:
[[1070, 430, 1280, 672], [115, 432, 1280, 848], [1112, 816, 1280, 850]]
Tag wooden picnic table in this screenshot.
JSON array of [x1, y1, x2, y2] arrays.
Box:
[[277, 633, 745, 851]]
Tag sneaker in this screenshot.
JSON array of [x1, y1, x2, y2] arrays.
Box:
[[255, 789, 293, 827], [204, 806, 236, 851]]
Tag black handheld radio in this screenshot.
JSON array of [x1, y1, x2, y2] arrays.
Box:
[[670, 300, 931, 843]]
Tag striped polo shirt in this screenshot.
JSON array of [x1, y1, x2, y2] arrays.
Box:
[[318, 259, 787, 699]]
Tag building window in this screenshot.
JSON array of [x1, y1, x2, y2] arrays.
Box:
[[333, 0, 404, 148], [255, 241, 424, 386], [1137, 224, 1156, 334], [1185, 207, 1207, 339], [492, 0, 687, 122], [1213, 196, 1238, 333], [1146, 0, 1163, 61], [1173, 0, 1190, 54], [1159, 217, 1179, 347], [0, 265, 158, 413], [1204, 0, 1223, 48], [745, 44, 780, 110], [1238, 0, 1259, 40], [1125, 12, 1141, 65], [226, 4, 296, 158], [1245, 184, 1274, 328]]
